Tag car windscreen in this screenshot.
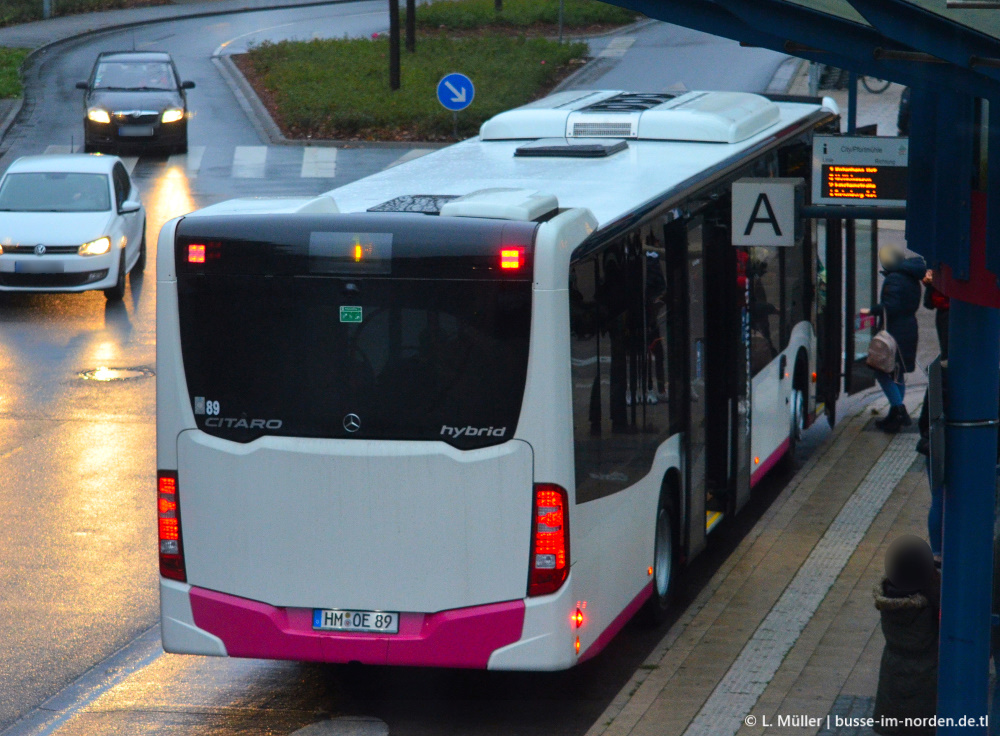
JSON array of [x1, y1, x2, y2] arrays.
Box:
[[93, 61, 175, 90], [174, 213, 536, 449], [0, 172, 111, 213]]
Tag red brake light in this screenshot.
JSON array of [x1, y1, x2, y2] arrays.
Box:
[[500, 247, 525, 270], [529, 483, 570, 596], [187, 244, 206, 264], [158, 471, 186, 582]]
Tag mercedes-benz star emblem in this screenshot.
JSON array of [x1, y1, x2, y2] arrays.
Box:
[[343, 413, 361, 433], [34, 244, 46, 256]]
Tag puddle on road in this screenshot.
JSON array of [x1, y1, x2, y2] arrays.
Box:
[[78, 366, 156, 382]]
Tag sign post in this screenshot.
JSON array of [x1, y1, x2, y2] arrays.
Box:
[[436, 73, 474, 139]]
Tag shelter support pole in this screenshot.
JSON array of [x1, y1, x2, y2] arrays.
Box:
[[847, 71, 858, 133], [929, 90, 998, 736], [940, 300, 999, 735]]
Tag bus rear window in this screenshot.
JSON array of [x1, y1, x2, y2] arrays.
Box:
[[174, 214, 535, 448]]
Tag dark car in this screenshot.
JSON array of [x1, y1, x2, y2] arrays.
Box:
[[77, 51, 194, 155]]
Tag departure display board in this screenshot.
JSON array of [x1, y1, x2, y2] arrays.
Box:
[[811, 135, 908, 207]]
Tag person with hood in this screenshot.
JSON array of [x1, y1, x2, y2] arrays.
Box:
[[864, 246, 927, 433], [872, 535, 940, 736]]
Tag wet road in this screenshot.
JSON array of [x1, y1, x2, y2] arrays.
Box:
[[0, 6, 804, 734]]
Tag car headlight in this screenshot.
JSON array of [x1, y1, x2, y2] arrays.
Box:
[[79, 236, 111, 256], [87, 108, 111, 124], [161, 108, 185, 124]]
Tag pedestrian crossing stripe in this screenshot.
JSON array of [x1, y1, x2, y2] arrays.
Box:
[[232, 145, 267, 178], [30, 144, 435, 180], [386, 148, 434, 169], [301, 147, 337, 178], [166, 146, 206, 178]]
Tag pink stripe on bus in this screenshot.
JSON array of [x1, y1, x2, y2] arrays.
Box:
[[578, 581, 654, 664], [750, 437, 791, 488], [189, 587, 525, 669]]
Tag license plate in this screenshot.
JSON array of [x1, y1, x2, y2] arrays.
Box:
[[118, 125, 154, 137], [312, 609, 399, 634], [15, 261, 64, 273]]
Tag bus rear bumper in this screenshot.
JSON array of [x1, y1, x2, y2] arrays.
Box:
[[162, 580, 527, 668]]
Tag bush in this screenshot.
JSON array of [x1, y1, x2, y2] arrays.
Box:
[[413, 0, 638, 29], [0, 48, 29, 98], [241, 35, 587, 140]]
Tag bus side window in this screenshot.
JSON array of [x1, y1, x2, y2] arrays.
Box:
[[571, 230, 677, 505], [747, 246, 782, 375], [781, 242, 807, 345]]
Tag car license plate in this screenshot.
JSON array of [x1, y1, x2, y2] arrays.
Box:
[[118, 125, 154, 137], [312, 609, 399, 634], [15, 261, 63, 273]]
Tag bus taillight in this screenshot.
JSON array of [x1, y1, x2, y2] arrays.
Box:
[[529, 483, 569, 596], [187, 244, 206, 264], [500, 247, 525, 270], [158, 471, 187, 582]]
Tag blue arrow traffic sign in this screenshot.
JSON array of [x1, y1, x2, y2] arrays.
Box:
[[437, 73, 475, 112]]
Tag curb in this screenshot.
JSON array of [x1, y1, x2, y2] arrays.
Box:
[[766, 55, 807, 95], [0, 97, 24, 145]]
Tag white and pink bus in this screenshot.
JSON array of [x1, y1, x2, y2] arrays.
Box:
[[157, 90, 869, 670]]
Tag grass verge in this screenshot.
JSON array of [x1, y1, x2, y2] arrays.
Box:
[[237, 35, 588, 141], [0, 48, 29, 98], [414, 0, 638, 30]]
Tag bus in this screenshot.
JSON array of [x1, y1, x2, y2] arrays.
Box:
[[156, 89, 875, 670]]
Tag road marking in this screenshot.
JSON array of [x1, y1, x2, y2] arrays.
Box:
[[385, 148, 434, 169], [167, 145, 206, 177], [120, 156, 139, 175], [598, 36, 635, 58], [43, 145, 74, 154], [300, 147, 338, 178], [232, 145, 267, 178], [0, 626, 162, 736], [681, 430, 916, 736]]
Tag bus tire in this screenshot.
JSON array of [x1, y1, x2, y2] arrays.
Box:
[[644, 488, 678, 625], [786, 352, 808, 462]]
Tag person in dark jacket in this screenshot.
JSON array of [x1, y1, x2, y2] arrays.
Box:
[[866, 247, 927, 433], [922, 270, 949, 359], [873, 535, 939, 736]]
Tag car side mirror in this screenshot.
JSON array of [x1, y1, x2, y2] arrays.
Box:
[[76, 81, 88, 90], [181, 80, 195, 90], [119, 200, 142, 214]]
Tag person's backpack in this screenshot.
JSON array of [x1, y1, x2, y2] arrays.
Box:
[[867, 311, 899, 374]]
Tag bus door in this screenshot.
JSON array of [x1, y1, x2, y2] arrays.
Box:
[[844, 219, 879, 395], [665, 213, 743, 560], [704, 209, 752, 513], [815, 217, 843, 424]]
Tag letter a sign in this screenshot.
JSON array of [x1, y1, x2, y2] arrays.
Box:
[[731, 178, 803, 247]]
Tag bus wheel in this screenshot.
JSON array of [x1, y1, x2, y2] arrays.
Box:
[[789, 387, 805, 451], [644, 499, 677, 625]]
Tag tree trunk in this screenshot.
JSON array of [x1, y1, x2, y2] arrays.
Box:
[[494, 0, 502, 12]]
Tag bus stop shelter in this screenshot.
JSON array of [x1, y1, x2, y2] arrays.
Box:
[[596, 1, 1000, 733]]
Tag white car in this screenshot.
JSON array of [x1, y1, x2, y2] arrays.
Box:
[[0, 154, 146, 301]]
